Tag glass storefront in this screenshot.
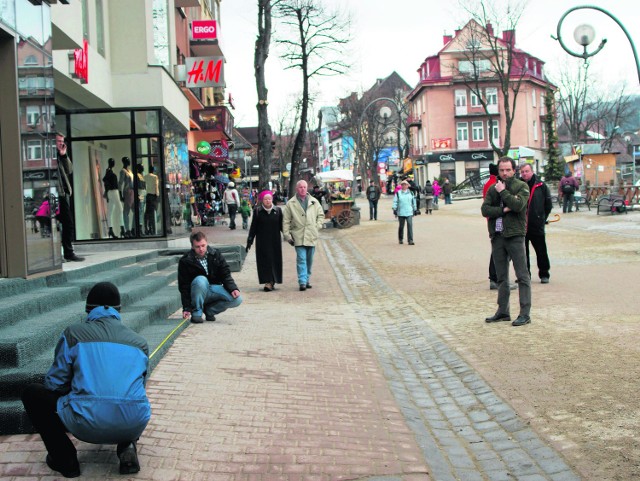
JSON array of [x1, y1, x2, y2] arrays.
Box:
[[58, 108, 186, 242]]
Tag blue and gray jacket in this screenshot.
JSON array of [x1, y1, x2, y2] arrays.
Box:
[[43, 306, 151, 444]]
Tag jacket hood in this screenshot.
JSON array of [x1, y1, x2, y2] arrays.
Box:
[[86, 305, 121, 322]]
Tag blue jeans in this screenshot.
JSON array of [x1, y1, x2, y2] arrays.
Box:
[[368, 199, 378, 220], [295, 246, 315, 286], [445, 194, 452, 204], [191, 276, 242, 317]]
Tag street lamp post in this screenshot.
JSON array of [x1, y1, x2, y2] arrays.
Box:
[[553, 5, 640, 84], [356, 97, 405, 192]]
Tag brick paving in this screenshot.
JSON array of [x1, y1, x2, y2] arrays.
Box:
[[2, 196, 635, 480]]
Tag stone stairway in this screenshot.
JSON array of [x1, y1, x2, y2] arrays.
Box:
[[0, 251, 188, 435]]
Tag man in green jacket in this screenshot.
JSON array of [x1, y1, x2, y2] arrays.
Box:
[[481, 157, 532, 327]]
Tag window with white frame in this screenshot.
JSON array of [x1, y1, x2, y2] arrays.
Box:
[[26, 106, 40, 126], [471, 91, 481, 107], [455, 90, 467, 107], [490, 120, 499, 141], [533, 120, 538, 141], [457, 122, 468, 141], [472, 121, 484, 141], [486, 87, 498, 105], [541, 124, 546, 146], [459, 59, 491, 74], [532, 89, 537, 107], [27, 140, 42, 160]]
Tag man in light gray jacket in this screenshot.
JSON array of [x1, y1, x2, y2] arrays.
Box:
[[283, 180, 325, 291]]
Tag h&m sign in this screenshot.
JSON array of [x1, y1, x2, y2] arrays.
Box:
[[185, 56, 224, 88]]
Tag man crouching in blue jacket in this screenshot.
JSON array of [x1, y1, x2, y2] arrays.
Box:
[[21, 282, 151, 478]]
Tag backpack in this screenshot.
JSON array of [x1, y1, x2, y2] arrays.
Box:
[[562, 183, 575, 194]]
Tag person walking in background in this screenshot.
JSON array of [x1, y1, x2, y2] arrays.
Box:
[[35, 195, 52, 237], [423, 180, 434, 214], [246, 191, 283, 292], [559, 170, 580, 213], [55, 132, 84, 261], [223, 181, 240, 229], [519, 163, 552, 284], [144, 165, 159, 235], [283, 180, 325, 291], [443, 178, 453, 204], [239, 198, 252, 230], [481, 157, 532, 327], [21, 282, 150, 477], [432, 178, 441, 205], [178, 231, 242, 323], [365, 180, 381, 220], [393, 179, 416, 245]]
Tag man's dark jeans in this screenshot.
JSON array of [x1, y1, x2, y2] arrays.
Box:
[[368, 199, 378, 220], [562, 193, 574, 213]]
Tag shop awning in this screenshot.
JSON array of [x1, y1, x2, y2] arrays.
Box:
[[189, 150, 235, 166], [316, 169, 354, 182]]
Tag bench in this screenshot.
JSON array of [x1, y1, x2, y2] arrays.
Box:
[[596, 194, 628, 215]]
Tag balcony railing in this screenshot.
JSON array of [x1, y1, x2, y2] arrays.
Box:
[[407, 115, 422, 127]]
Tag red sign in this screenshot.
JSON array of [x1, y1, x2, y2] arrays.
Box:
[[431, 138, 452, 150], [185, 56, 224, 88], [73, 39, 89, 84], [192, 20, 217, 40]]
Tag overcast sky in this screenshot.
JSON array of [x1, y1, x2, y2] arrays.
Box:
[[220, 0, 640, 128]]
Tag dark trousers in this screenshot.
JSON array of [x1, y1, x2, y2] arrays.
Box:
[[144, 194, 158, 234], [21, 384, 78, 465], [227, 204, 238, 229], [368, 199, 378, 220], [491, 235, 531, 317], [22, 383, 132, 467], [489, 253, 497, 282], [525, 232, 550, 279], [57, 195, 75, 258], [398, 216, 413, 242], [562, 193, 574, 213]]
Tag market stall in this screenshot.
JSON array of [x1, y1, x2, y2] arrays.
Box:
[[315, 170, 358, 228]]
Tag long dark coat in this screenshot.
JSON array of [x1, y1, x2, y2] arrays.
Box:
[[247, 205, 283, 284]]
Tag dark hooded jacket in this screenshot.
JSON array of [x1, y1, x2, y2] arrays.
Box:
[[525, 174, 552, 235]]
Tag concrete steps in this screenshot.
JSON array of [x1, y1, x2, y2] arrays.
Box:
[[0, 251, 189, 435]]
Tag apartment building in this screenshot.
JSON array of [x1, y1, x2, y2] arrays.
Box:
[[0, 0, 227, 278], [406, 19, 554, 186]]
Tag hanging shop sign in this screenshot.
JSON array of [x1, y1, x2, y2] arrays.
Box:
[[185, 56, 224, 88], [191, 20, 218, 40], [196, 141, 211, 155], [70, 38, 88, 84]]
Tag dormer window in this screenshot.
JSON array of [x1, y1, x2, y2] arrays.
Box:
[[24, 55, 38, 66]]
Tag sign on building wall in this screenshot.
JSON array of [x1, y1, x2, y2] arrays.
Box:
[[431, 138, 452, 150], [191, 20, 218, 40], [185, 56, 224, 88]]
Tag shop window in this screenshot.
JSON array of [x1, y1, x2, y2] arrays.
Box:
[[71, 111, 132, 137], [134, 110, 160, 135]]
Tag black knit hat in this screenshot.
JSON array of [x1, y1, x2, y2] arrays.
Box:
[[85, 282, 121, 313]]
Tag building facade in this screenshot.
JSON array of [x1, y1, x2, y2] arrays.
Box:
[[407, 20, 555, 187], [0, 0, 228, 279]]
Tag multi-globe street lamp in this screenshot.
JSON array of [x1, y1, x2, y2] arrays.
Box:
[[553, 5, 640, 84]]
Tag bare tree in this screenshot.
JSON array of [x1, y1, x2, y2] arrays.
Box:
[[455, 0, 528, 156], [555, 60, 634, 148], [273, 98, 303, 189], [274, 0, 350, 194], [255, 0, 276, 191]]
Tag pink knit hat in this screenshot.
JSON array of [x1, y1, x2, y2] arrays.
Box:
[[258, 190, 273, 202]]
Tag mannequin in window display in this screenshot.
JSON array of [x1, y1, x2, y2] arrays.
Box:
[[103, 158, 125, 239], [118, 157, 135, 238], [144, 165, 159, 235], [135, 164, 146, 236]]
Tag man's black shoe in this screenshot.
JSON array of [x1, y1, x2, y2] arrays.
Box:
[[512, 315, 531, 326], [399, 240, 403, 244], [205, 314, 216, 322], [541, 277, 550, 284], [299, 285, 306, 291], [64, 255, 85, 262], [305, 284, 312, 289], [485, 313, 511, 323], [46, 454, 80, 478], [190, 315, 204, 324], [118, 443, 140, 475]]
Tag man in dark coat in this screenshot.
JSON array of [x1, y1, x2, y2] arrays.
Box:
[[178, 231, 242, 323], [365, 180, 382, 220], [55, 132, 84, 262], [519, 163, 552, 283]]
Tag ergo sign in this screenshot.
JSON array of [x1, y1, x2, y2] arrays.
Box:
[[192, 20, 217, 40]]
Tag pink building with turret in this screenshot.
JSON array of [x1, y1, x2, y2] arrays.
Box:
[[406, 19, 556, 188]]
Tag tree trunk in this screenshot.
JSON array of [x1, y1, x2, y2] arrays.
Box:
[[255, 0, 273, 192]]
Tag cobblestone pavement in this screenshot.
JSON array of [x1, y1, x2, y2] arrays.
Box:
[[1, 196, 638, 480]]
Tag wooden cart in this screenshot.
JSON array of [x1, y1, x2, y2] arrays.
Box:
[[328, 199, 355, 228]]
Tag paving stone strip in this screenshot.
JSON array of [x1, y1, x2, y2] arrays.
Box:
[[323, 235, 580, 481]]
